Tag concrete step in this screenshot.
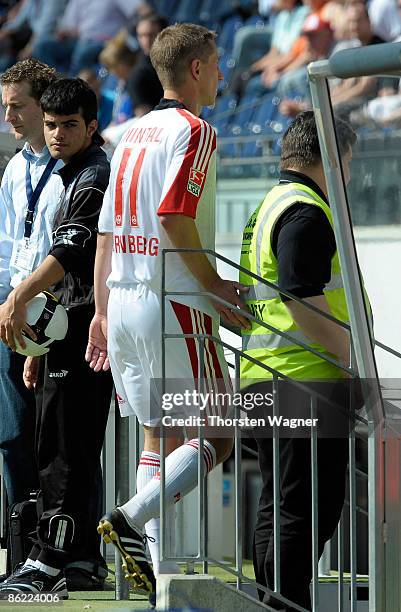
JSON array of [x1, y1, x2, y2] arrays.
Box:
[[156, 574, 277, 611]]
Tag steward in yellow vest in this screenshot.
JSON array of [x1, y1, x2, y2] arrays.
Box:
[[242, 111, 360, 611], [240, 113, 361, 383]]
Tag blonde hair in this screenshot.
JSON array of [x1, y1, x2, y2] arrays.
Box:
[[99, 31, 137, 70], [150, 23, 216, 88]]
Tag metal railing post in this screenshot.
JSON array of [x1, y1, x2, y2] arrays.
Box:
[[310, 395, 319, 612], [159, 240, 395, 611], [197, 337, 206, 571], [272, 375, 281, 593], [234, 354, 243, 590], [338, 514, 344, 612], [114, 401, 130, 600], [308, 65, 386, 612], [349, 424, 358, 611]]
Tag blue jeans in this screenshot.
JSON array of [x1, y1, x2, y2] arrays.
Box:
[[0, 343, 38, 505], [33, 36, 105, 75]]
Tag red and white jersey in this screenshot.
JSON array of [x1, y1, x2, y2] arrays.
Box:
[[98, 104, 217, 316]]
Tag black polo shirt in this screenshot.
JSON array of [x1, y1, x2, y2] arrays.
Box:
[[49, 142, 110, 309], [271, 170, 336, 302]]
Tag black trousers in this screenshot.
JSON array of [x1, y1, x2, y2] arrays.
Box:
[[253, 436, 348, 610], [29, 305, 113, 569]]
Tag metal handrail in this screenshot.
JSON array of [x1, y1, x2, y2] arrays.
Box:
[[164, 247, 401, 373], [158, 243, 382, 611], [222, 320, 401, 366]]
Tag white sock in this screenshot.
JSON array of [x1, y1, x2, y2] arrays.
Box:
[[22, 558, 38, 570], [121, 439, 216, 529], [137, 451, 180, 575], [31, 560, 60, 576]]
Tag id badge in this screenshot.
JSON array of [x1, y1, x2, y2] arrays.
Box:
[[11, 239, 37, 273]]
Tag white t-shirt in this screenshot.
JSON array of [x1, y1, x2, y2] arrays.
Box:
[[98, 104, 217, 317]]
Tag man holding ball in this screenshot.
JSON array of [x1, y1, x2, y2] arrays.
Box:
[[0, 78, 112, 598]]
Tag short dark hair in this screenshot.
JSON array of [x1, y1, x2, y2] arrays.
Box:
[[40, 78, 98, 125], [1, 59, 57, 102], [280, 111, 357, 170]]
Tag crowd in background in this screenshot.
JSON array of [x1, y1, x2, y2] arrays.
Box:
[[0, 0, 400, 149]]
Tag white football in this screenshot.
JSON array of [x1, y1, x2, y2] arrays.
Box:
[[15, 291, 68, 357]]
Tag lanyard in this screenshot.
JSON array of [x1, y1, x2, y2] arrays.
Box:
[[24, 157, 57, 240]]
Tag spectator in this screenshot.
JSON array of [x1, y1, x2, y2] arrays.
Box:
[[326, 3, 385, 117], [99, 31, 138, 125], [126, 13, 165, 117], [322, 0, 348, 40], [250, 0, 310, 77], [249, 0, 329, 92], [275, 12, 334, 99], [0, 1, 21, 25], [34, 0, 148, 75], [368, 0, 401, 42], [349, 81, 401, 127], [98, 16, 166, 151], [259, 0, 277, 19], [77, 68, 114, 131], [279, 3, 383, 118], [0, 0, 32, 71], [15, 0, 68, 63]]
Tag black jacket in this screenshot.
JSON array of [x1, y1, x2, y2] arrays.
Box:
[[49, 143, 110, 309]]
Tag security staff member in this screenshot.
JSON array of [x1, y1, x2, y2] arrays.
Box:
[[0, 78, 112, 598], [240, 112, 361, 611]]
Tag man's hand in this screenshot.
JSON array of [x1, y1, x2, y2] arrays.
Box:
[[279, 99, 306, 118], [261, 68, 279, 88], [57, 28, 77, 40], [85, 313, 110, 372], [0, 297, 36, 351], [23, 356, 39, 390], [209, 278, 250, 329]]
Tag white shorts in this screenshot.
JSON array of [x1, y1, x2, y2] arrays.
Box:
[[107, 286, 231, 425]]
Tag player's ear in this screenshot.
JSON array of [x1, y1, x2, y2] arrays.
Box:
[[87, 119, 98, 138], [190, 58, 201, 82]]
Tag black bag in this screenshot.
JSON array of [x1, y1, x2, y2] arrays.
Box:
[[7, 491, 38, 574]]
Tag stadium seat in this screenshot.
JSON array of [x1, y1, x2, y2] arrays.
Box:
[[174, 0, 205, 23], [241, 93, 281, 157], [218, 15, 244, 55], [199, 0, 237, 25], [243, 15, 268, 27], [219, 93, 259, 157], [206, 93, 238, 135], [156, 0, 182, 20], [218, 51, 237, 92]]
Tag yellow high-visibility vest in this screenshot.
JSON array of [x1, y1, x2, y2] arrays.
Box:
[[239, 181, 369, 381]]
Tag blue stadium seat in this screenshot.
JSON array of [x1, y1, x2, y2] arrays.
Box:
[[206, 93, 238, 135], [240, 94, 277, 157], [243, 15, 268, 27], [229, 93, 259, 134], [218, 51, 236, 91], [156, 0, 182, 20], [218, 94, 259, 158], [174, 0, 205, 23], [218, 15, 244, 55], [200, 0, 236, 25]]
